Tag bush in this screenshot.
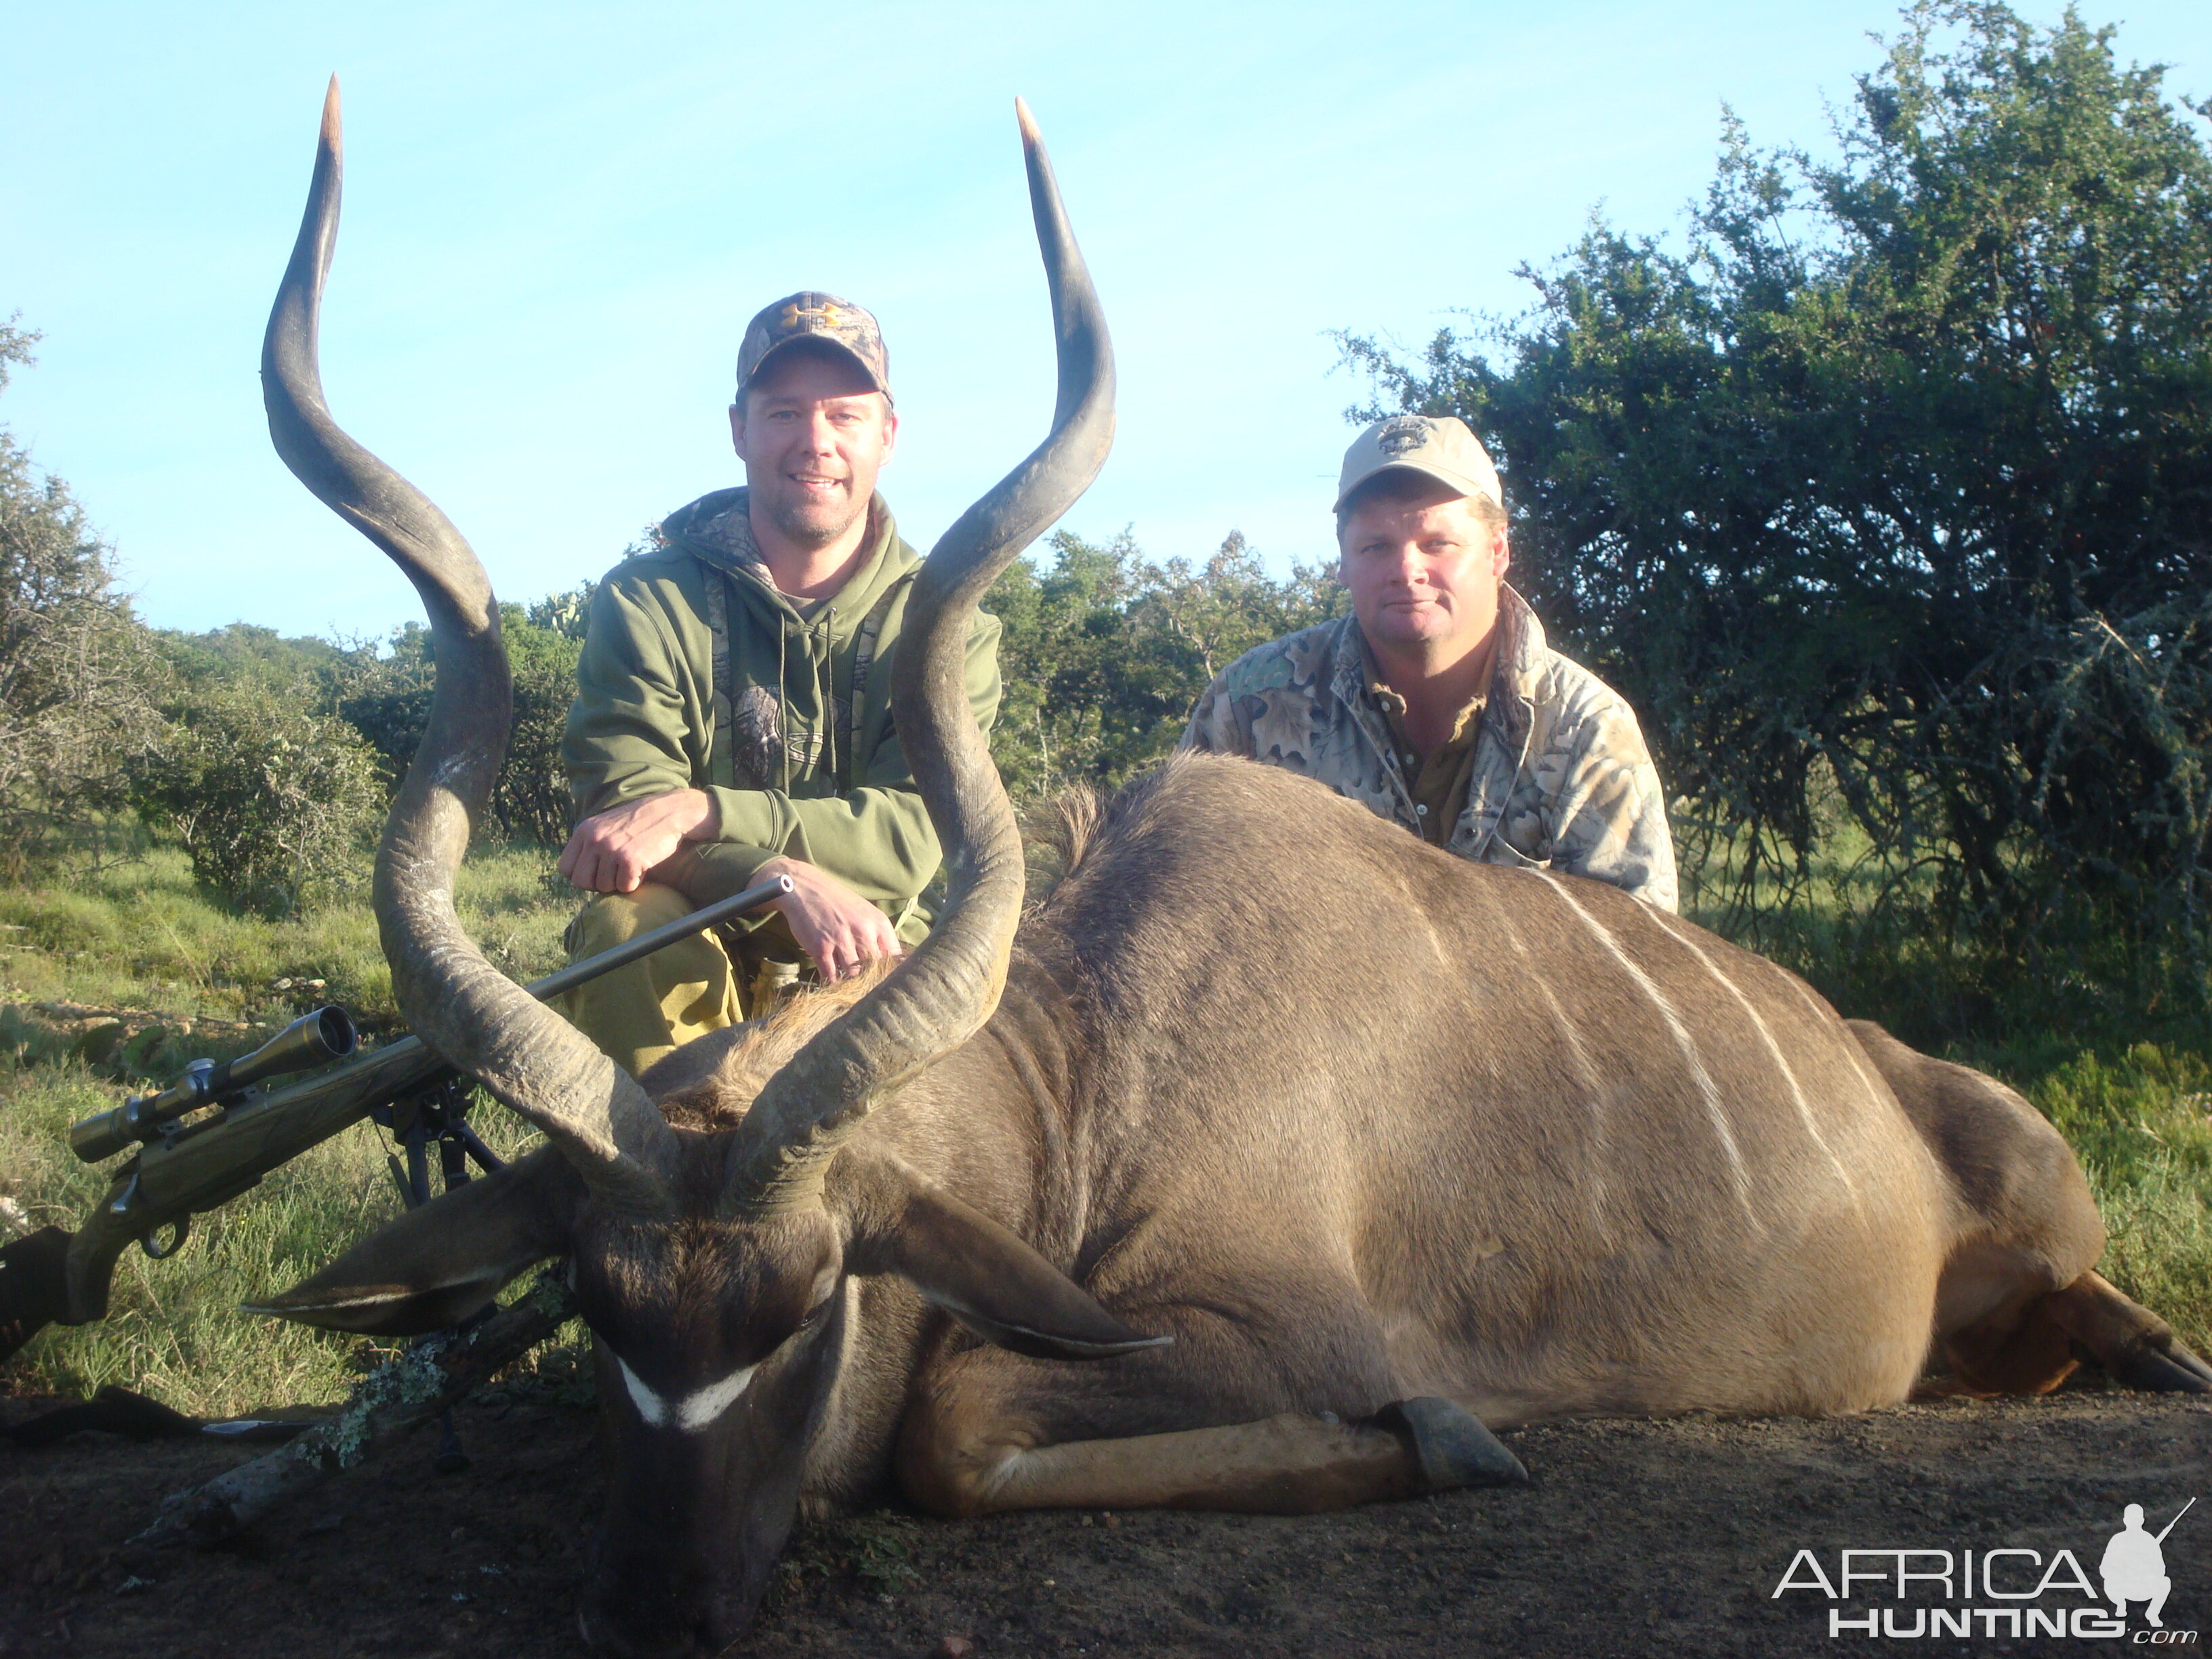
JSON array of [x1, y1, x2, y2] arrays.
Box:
[[986, 529, 1345, 798], [336, 602, 585, 849], [1341, 3, 2212, 1033], [0, 321, 163, 875], [128, 679, 384, 917]]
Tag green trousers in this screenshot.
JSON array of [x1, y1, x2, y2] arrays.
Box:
[[554, 883, 798, 1079]]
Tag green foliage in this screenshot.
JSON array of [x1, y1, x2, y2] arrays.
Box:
[[773, 1513, 925, 1608], [0, 320, 163, 877], [160, 621, 351, 701], [1343, 2, 2212, 1033], [334, 597, 588, 849], [525, 578, 598, 642], [986, 528, 1345, 798], [127, 678, 385, 918]]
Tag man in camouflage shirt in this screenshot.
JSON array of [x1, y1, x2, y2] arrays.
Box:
[[1180, 415, 1675, 909]]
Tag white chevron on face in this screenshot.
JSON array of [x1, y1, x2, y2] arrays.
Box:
[[617, 1353, 758, 1433]]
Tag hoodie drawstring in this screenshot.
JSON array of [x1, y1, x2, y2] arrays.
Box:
[[775, 617, 790, 793]]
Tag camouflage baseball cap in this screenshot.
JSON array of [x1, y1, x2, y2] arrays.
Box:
[[735, 292, 890, 400], [1336, 415, 1502, 512]]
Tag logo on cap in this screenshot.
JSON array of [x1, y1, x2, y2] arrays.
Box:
[[1374, 417, 1435, 458], [737, 291, 890, 398], [781, 300, 846, 331]]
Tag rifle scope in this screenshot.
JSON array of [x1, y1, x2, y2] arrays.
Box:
[[68, 1006, 358, 1166]]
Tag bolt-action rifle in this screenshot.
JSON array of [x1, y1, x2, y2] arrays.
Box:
[[0, 876, 791, 1364]]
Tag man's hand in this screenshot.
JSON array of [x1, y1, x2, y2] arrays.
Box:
[[758, 857, 902, 982], [559, 790, 718, 894]]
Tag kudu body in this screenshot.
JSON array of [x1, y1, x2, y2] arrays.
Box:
[[251, 83, 2210, 1657]]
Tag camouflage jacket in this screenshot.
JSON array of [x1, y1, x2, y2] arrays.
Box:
[[1179, 586, 1677, 909]]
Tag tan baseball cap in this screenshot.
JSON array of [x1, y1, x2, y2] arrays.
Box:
[[1336, 415, 1501, 512], [735, 292, 890, 400]]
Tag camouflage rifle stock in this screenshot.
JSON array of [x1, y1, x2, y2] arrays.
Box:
[[0, 874, 792, 1362]]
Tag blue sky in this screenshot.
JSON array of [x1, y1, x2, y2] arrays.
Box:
[[6, 1, 2211, 640]]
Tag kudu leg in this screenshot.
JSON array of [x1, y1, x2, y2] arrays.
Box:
[[1931, 1269, 2212, 1398], [897, 1341, 1523, 1519], [1931, 1283, 2083, 1397], [903, 1400, 1523, 1518], [1842, 1021, 2175, 1397], [2041, 1271, 2212, 1394]]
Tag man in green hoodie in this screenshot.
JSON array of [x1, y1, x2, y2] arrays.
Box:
[[554, 293, 1002, 1078]]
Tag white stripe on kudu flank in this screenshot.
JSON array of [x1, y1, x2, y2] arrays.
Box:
[[1770, 971, 1946, 1191], [1647, 910, 1862, 1208], [1775, 970, 1893, 1111], [1534, 874, 1761, 1230], [1493, 901, 1612, 1221], [617, 1354, 758, 1433]]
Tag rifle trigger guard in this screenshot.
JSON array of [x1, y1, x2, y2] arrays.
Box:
[[140, 1216, 190, 1261]]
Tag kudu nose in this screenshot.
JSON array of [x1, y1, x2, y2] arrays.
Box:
[[578, 1580, 736, 1659], [581, 1515, 759, 1659]]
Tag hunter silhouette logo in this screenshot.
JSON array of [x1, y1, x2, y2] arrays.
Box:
[[1771, 1494, 2200, 1641], [2104, 1498, 2195, 1629]]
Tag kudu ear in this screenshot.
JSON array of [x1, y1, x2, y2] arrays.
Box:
[[842, 1155, 1168, 1362], [246, 1146, 579, 1336]]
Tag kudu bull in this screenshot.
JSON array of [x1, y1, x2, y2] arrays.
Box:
[[249, 81, 2209, 1656]]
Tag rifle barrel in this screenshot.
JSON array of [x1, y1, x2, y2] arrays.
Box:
[[522, 876, 792, 1002], [2154, 1494, 2196, 1544]]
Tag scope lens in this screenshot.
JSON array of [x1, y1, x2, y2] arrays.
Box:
[[311, 1006, 358, 1059]]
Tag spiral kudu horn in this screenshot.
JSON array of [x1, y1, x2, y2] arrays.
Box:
[[263, 79, 676, 1214], [721, 100, 1115, 1216]]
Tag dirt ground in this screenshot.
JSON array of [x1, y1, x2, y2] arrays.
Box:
[[2, 1385, 2205, 1659]]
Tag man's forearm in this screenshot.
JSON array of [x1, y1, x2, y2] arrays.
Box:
[[559, 789, 720, 894], [1546, 716, 1679, 912], [703, 783, 943, 910]]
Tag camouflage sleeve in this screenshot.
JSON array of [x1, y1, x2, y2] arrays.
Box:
[[1178, 674, 1256, 757], [1543, 699, 1679, 912]]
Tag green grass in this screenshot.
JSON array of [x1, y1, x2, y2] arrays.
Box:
[[0, 842, 582, 1416], [0, 843, 570, 1034], [1976, 1038, 2212, 1358], [2, 834, 2209, 1416], [4, 1060, 413, 1414]]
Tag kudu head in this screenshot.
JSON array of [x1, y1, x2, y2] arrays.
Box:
[[247, 80, 1144, 1656]]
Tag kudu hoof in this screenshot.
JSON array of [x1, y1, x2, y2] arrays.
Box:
[[1379, 1397, 1528, 1491], [2110, 1334, 2212, 1395]]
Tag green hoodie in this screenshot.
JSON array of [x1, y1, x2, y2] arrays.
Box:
[[562, 487, 1002, 944]]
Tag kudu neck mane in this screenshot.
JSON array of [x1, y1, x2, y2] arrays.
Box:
[[650, 962, 901, 1132]]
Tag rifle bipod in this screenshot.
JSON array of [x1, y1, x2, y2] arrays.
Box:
[[373, 1077, 504, 1475]]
